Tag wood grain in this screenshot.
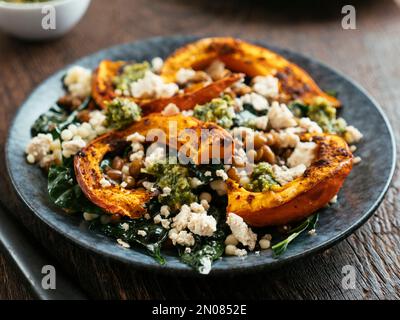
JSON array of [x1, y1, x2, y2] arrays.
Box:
[[0, 0, 399, 300]]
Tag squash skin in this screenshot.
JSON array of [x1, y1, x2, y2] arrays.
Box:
[[91, 59, 243, 112], [74, 114, 233, 218], [226, 134, 353, 227], [161, 37, 341, 107]]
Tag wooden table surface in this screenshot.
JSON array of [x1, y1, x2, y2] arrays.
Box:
[[0, 0, 399, 300]]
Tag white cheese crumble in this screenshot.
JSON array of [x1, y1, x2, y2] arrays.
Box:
[[268, 101, 297, 129], [287, 141, 317, 168], [344, 125, 363, 144], [226, 213, 257, 251], [25, 133, 62, 168], [272, 164, 306, 185], [151, 57, 164, 74], [271, 128, 301, 148], [187, 213, 217, 237], [130, 70, 178, 99], [216, 169, 228, 181], [239, 93, 269, 111], [144, 146, 166, 168], [100, 177, 112, 188], [137, 230, 147, 237], [225, 245, 247, 257], [62, 136, 86, 158], [252, 75, 279, 98], [64, 66, 92, 98], [168, 229, 195, 247], [161, 103, 180, 116], [176, 68, 196, 85], [299, 117, 323, 133]]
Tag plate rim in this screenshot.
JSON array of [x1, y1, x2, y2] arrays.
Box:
[[5, 35, 397, 276]]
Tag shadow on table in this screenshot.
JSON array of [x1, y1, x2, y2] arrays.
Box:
[[171, 0, 381, 23]]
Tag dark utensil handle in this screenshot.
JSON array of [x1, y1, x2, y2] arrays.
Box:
[[0, 204, 87, 300]]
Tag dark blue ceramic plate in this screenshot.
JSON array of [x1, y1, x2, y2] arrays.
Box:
[[6, 36, 396, 275]]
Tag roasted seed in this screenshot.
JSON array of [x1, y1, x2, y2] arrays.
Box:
[[112, 156, 124, 170]]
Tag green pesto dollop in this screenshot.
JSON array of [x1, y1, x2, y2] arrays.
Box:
[[145, 162, 197, 211], [289, 98, 347, 134], [193, 95, 236, 129], [245, 162, 280, 192], [105, 98, 142, 130], [113, 61, 150, 93]]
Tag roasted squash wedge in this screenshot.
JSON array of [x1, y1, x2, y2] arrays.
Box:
[[74, 114, 233, 218], [226, 134, 353, 227], [92, 59, 242, 112], [161, 37, 340, 107]]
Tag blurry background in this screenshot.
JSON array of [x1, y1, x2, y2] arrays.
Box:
[[0, 0, 399, 299]]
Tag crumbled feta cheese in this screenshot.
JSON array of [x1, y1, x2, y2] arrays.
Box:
[[62, 136, 86, 158], [271, 129, 301, 148], [308, 229, 317, 236], [130, 70, 178, 99], [137, 230, 147, 237], [190, 202, 206, 213], [330, 195, 338, 204], [252, 75, 279, 98], [161, 103, 180, 116], [272, 164, 306, 185], [268, 101, 297, 129], [168, 229, 195, 246], [151, 57, 164, 74], [129, 150, 145, 162], [160, 205, 170, 218], [287, 141, 317, 168], [144, 146, 166, 168], [176, 68, 196, 85], [350, 145, 357, 152], [64, 66, 92, 98], [121, 223, 130, 231], [210, 180, 227, 196], [252, 115, 269, 130], [299, 117, 323, 133], [89, 110, 107, 135], [187, 213, 217, 237], [182, 110, 194, 117], [25, 133, 54, 167], [61, 129, 73, 141], [204, 171, 212, 177], [344, 125, 363, 144], [161, 187, 172, 197], [126, 132, 146, 143], [200, 199, 210, 211], [225, 244, 247, 257], [239, 93, 269, 111], [171, 204, 191, 232], [353, 156, 362, 164], [216, 169, 228, 181], [226, 213, 257, 250], [117, 239, 130, 248], [143, 181, 156, 192], [100, 177, 112, 188]]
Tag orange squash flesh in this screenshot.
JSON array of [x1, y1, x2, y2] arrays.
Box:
[[226, 134, 353, 227], [91, 59, 243, 113], [74, 114, 233, 218], [161, 37, 341, 107]]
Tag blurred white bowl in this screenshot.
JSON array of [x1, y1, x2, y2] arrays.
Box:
[[0, 0, 91, 40]]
